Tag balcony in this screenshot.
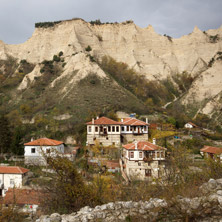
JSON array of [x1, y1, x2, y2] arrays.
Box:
[[143, 157, 154, 162]]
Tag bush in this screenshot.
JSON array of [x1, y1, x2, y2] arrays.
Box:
[[58, 51, 63, 57], [53, 55, 60, 62], [85, 45, 92, 52]]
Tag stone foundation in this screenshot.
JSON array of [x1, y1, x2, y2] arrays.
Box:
[[87, 134, 121, 147]]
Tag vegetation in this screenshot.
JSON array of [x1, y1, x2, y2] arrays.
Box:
[[41, 155, 101, 214], [35, 21, 62, 28], [85, 45, 92, 52]]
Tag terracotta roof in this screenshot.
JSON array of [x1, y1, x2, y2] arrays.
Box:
[[200, 146, 222, 154], [0, 166, 29, 174], [24, 138, 63, 146], [86, 117, 121, 125], [123, 141, 165, 151], [187, 122, 198, 127], [106, 160, 120, 168], [121, 118, 148, 126], [3, 189, 41, 205]]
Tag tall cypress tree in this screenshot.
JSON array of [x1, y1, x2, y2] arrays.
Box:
[[0, 115, 12, 154], [11, 127, 24, 155]]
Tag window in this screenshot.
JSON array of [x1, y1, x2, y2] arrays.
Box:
[[100, 126, 103, 132], [130, 152, 134, 158], [112, 126, 115, 132], [106, 137, 109, 140], [127, 126, 129, 131], [145, 169, 152, 177], [10, 179, 14, 186], [116, 126, 119, 132], [139, 152, 143, 158], [95, 127, 98, 132], [88, 126, 92, 133], [121, 126, 124, 131], [157, 152, 160, 158], [31, 148, 36, 153], [108, 126, 111, 132], [130, 126, 133, 131]]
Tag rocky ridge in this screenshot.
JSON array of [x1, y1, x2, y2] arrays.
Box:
[[0, 18, 222, 120]]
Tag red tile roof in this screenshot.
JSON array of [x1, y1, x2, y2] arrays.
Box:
[[3, 189, 41, 205], [0, 166, 29, 174], [86, 117, 121, 125], [106, 160, 120, 168], [24, 138, 63, 146], [200, 146, 222, 154], [121, 118, 148, 126], [123, 141, 165, 151], [187, 122, 198, 128]]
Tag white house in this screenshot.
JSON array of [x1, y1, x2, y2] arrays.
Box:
[[122, 140, 166, 181], [86, 117, 122, 147], [184, 122, 198, 129], [24, 138, 65, 165], [86, 116, 149, 147], [120, 117, 149, 143], [0, 166, 29, 197]]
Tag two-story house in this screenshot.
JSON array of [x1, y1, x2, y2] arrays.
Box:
[[86, 116, 149, 147], [86, 117, 122, 147], [24, 138, 65, 165], [122, 140, 166, 181], [0, 166, 29, 197], [121, 117, 149, 143]]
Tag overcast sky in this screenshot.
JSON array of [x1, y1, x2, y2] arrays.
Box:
[[0, 0, 222, 44]]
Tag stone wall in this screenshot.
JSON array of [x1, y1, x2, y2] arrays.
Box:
[[36, 178, 222, 222]]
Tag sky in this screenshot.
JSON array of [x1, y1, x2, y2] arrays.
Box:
[[0, 0, 222, 44]]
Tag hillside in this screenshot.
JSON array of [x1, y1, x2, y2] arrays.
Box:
[[0, 18, 222, 138]]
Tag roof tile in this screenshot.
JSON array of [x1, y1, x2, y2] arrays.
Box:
[[24, 138, 63, 146]]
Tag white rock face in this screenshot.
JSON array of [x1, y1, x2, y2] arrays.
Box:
[[0, 19, 222, 117]]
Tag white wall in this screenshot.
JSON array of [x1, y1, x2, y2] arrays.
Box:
[[121, 126, 148, 134], [184, 123, 193, 128], [87, 125, 121, 135], [24, 144, 65, 157], [0, 174, 23, 196]]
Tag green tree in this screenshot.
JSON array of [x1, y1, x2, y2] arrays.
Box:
[[41, 155, 100, 214], [0, 115, 12, 154], [10, 127, 24, 155]]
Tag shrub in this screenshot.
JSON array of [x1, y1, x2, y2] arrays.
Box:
[[58, 51, 63, 57], [85, 45, 92, 52], [53, 55, 60, 62]]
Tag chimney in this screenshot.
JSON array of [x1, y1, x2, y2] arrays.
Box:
[[92, 118, 94, 124], [135, 141, 138, 150], [146, 118, 148, 124], [97, 116, 99, 119], [152, 138, 156, 145], [121, 118, 123, 122]]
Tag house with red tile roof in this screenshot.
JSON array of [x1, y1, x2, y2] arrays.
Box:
[[200, 145, 222, 161], [0, 166, 29, 197], [86, 117, 122, 147], [122, 140, 166, 180], [24, 138, 64, 165], [184, 122, 199, 129], [3, 188, 41, 213], [86, 116, 149, 147], [120, 117, 149, 143]]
